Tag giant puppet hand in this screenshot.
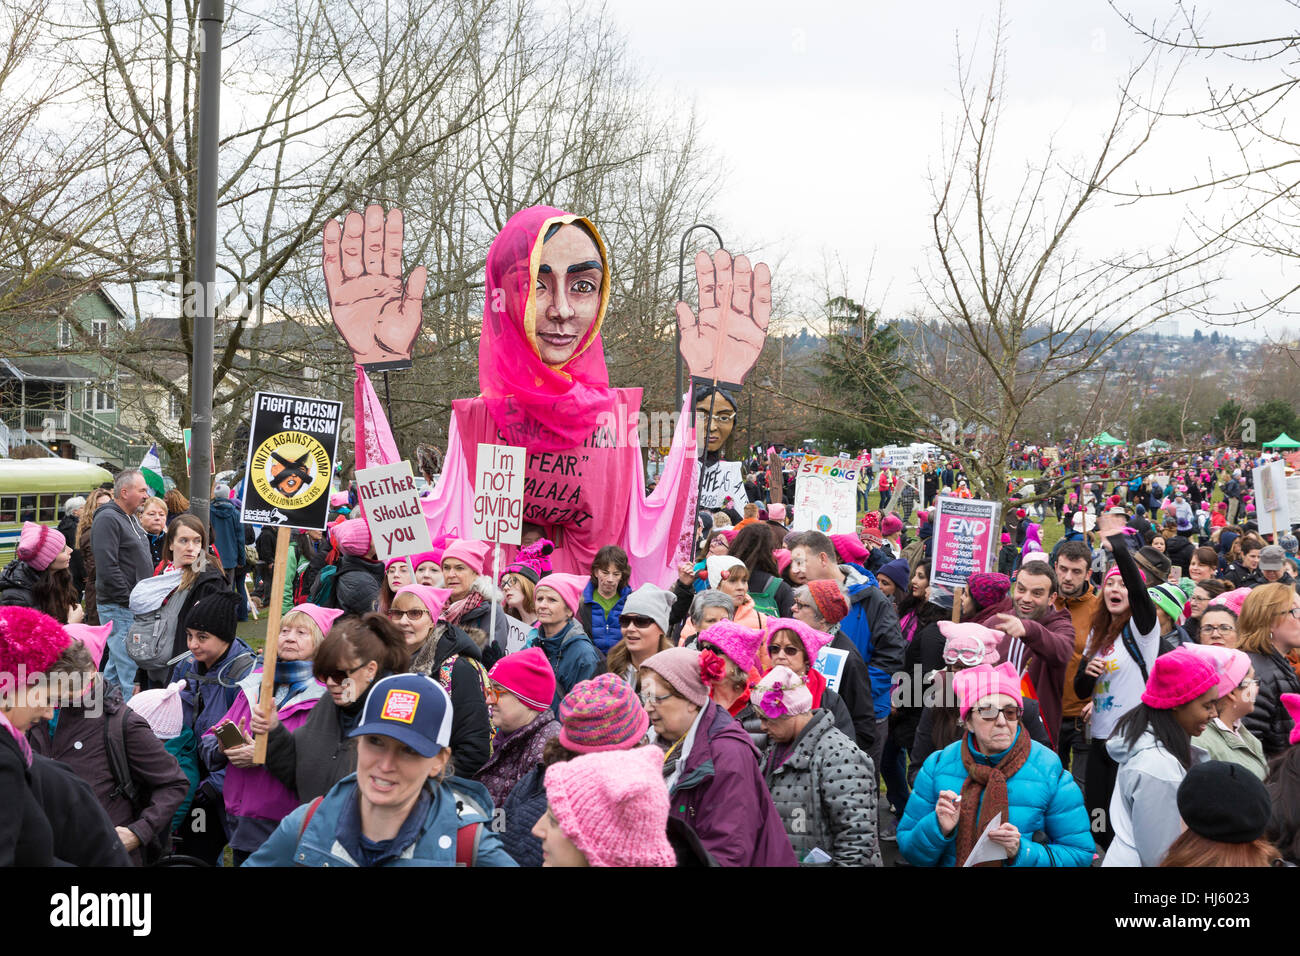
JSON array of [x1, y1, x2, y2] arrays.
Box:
[[676, 249, 770, 385], [323, 204, 427, 368]]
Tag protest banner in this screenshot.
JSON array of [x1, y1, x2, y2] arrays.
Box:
[[473, 442, 527, 646], [930, 496, 1001, 594], [791, 455, 858, 534], [699, 459, 748, 511], [355, 460, 433, 562], [1254, 459, 1290, 536]]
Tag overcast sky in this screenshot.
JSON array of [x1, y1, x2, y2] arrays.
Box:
[[598, 0, 1296, 340]]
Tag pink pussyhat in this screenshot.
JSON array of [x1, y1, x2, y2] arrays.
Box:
[[767, 503, 787, 522], [1282, 693, 1300, 746], [1209, 587, 1252, 617], [441, 539, 492, 576], [534, 572, 587, 616], [1141, 646, 1218, 709], [1184, 644, 1251, 699], [331, 517, 373, 556], [394, 584, 454, 621], [937, 621, 1001, 666], [285, 604, 346, 641], [698, 619, 763, 672], [63, 622, 113, 670], [953, 662, 1022, 719], [773, 548, 792, 575]]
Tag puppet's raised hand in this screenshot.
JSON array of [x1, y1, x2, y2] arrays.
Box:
[[676, 249, 770, 385], [323, 205, 427, 367]]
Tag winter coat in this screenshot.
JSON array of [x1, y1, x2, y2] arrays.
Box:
[[666, 700, 798, 867], [827, 630, 877, 753], [209, 497, 245, 571], [199, 667, 325, 852], [997, 544, 1016, 577], [164, 728, 200, 831], [1164, 533, 1194, 573], [1103, 730, 1206, 867], [761, 709, 882, 866], [500, 764, 548, 866], [28, 681, 190, 865], [908, 696, 1053, 785], [455, 578, 511, 668], [1243, 647, 1300, 758], [91, 501, 155, 605], [580, 581, 631, 655], [243, 773, 517, 867], [335, 553, 383, 615], [169, 637, 257, 802], [1193, 719, 1267, 780], [411, 623, 493, 777], [0, 730, 56, 866], [28, 753, 131, 866], [475, 710, 560, 808], [161, 567, 229, 664], [528, 618, 604, 712], [262, 689, 371, 803], [839, 565, 907, 718], [80, 540, 99, 625], [0, 558, 41, 609], [898, 729, 1094, 867], [993, 606, 1075, 750]]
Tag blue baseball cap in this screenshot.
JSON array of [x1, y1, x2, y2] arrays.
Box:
[[347, 674, 453, 757]]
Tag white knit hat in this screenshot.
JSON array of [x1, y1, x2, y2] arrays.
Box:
[[126, 679, 187, 739]]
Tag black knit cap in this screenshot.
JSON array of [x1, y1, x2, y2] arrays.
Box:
[[1176, 760, 1272, 844], [184, 589, 240, 644]]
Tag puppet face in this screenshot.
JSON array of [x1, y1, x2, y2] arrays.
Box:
[[694, 395, 736, 452], [533, 224, 603, 367]]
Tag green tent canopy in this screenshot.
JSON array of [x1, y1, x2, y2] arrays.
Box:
[[1089, 432, 1126, 446], [1262, 432, 1300, 449]]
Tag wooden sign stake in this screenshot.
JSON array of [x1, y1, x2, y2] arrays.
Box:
[[253, 524, 291, 765]]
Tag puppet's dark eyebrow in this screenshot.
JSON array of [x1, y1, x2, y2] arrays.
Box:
[[568, 260, 602, 273], [538, 264, 552, 274]]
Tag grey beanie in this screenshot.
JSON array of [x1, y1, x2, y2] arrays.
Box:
[[622, 583, 675, 637]]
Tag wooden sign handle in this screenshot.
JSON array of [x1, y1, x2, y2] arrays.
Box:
[[253, 525, 292, 765], [951, 586, 964, 624]]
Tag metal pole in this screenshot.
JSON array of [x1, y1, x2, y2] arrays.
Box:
[[188, 0, 224, 527], [675, 224, 724, 403]]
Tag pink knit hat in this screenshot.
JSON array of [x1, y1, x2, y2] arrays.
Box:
[[830, 533, 868, 565], [488, 648, 556, 712], [1282, 693, 1300, 746], [63, 622, 112, 670], [765, 617, 833, 663], [393, 584, 453, 621], [0, 606, 71, 694], [535, 572, 587, 616], [502, 538, 555, 584], [752, 665, 813, 718], [441, 539, 491, 576], [126, 679, 186, 739], [1141, 646, 1218, 709], [880, 513, 904, 537], [937, 621, 1002, 667], [16, 521, 66, 571], [558, 673, 650, 752], [767, 503, 787, 522], [543, 747, 676, 867], [967, 572, 1011, 610], [384, 555, 414, 573], [331, 517, 373, 557], [329, 491, 351, 509], [285, 604, 346, 641], [953, 662, 1022, 719], [1184, 644, 1251, 699], [697, 619, 762, 672], [641, 647, 710, 708], [1209, 587, 1252, 617], [1104, 564, 1147, 585], [773, 548, 792, 575]]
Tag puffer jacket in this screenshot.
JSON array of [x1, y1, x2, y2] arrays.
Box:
[[580, 581, 631, 655], [0, 730, 54, 866], [475, 710, 560, 808], [169, 637, 256, 799], [762, 709, 881, 866], [528, 618, 604, 712], [1103, 730, 1206, 867], [898, 728, 1094, 867], [243, 773, 517, 867], [1243, 647, 1300, 758], [0, 558, 41, 608], [335, 553, 383, 615], [411, 623, 493, 776]]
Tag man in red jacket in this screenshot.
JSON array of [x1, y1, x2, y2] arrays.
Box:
[[986, 560, 1075, 751]]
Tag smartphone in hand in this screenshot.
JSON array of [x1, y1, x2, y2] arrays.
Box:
[[215, 721, 249, 749]]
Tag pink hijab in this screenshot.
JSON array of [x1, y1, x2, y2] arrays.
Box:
[[479, 205, 612, 452]]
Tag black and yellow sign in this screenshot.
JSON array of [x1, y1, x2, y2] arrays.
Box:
[[239, 392, 342, 531]]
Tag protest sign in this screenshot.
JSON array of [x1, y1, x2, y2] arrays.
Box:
[[930, 496, 1001, 591], [791, 455, 858, 534], [699, 459, 748, 511], [239, 392, 342, 531], [1254, 459, 1290, 536], [355, 460, 433, 561], [472, 443, 526, 545], [815, 647, 849, 694]]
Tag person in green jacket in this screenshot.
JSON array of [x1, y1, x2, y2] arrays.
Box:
[[126, 680, 199, 832], [1188, 644, 1267, 779]]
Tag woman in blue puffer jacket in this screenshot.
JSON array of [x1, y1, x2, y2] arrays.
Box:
[[898, 662, 1094, 867]]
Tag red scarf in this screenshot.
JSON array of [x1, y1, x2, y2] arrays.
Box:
[[443, 589, 485, 626]]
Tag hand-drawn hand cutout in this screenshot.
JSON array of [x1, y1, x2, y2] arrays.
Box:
[[676, 249, 771, 385], [323, 204, 426, 367]]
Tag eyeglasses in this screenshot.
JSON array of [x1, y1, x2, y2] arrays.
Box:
[[974, 704, 1022, 722], [641, 692, 674, 706], [385, 607, 429, 621], [320, 663, 369, 685], [1200, 624, 1237, 635], [621, 615, 656, 629], [943, 648, 985, 667], [767, 643, 803, 658], [791, 600, 810, 612], [1237, 678, 1260, 691], [694, 411, 737, 424]]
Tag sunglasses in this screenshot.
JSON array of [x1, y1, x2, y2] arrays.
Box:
[[386, 607, 429, 621], [320, 663, 369, 685], [621, 615, 656, 629], [767, 643, 803, 658], [974, 704, 1022, 722]]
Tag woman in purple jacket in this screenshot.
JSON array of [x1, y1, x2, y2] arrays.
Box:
[[640, 647, 797, 867]]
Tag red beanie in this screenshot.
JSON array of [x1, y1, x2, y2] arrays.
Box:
[[807, 579, 849, 625]]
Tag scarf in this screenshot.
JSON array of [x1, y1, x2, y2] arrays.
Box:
[[443, 589, 485, 627], [804, 667, 828, 709], [954, 725, 1031, 867], [273, 659, 318, 700], [0, 708, 32, 768]]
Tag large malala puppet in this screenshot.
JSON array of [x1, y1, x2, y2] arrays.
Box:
[[324, 204, 770, 585]]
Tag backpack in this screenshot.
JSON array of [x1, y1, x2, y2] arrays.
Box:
[[126, 595, 185, 670], [749, 575, 782, 617], [103, 705, 169, 866], [297, 795, 484, 866], [309, 564, 340, 609]]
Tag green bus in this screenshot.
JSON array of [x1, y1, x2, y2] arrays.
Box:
[[0, 458, 114, 562]]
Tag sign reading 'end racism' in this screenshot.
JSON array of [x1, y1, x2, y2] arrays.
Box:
[[473, 443, 526, 545], [930, 496, 1001, 590]]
